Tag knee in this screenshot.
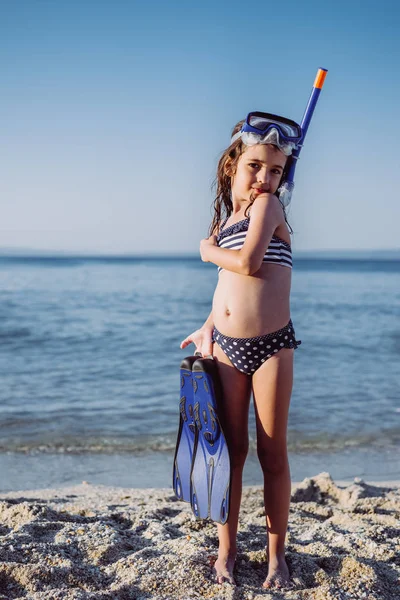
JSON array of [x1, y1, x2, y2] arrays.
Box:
[[257, 447, 288, 476], [229, 441, 248, 470]]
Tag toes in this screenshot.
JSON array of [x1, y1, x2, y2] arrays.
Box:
[[263, 577, 292, 590], [215, 573, 235, 585], [214, 570, 226, 584]]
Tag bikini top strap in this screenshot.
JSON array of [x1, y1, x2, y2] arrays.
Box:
[[219, 216, 229, 233]]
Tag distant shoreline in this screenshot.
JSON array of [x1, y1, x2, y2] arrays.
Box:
[[1, 249, 399, 260]]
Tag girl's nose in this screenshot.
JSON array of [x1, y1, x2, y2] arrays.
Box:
[[257, 170, 270, 185]]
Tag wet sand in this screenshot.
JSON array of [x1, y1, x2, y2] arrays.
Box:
[[0, 472, 399, 599]]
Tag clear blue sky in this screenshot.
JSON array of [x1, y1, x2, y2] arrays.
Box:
[[2, 0, 399, 253]]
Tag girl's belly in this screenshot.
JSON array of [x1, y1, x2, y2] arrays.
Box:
[[212, 264, 292, 337]]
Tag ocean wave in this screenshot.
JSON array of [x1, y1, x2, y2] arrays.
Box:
[[0, 327, 32, 341], [1, 428, 399, 455]]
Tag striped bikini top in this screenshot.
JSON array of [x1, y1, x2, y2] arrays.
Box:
[[216, 216, 292, 274]]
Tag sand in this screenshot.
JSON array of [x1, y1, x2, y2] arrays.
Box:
[[0, 472, 399, 600]]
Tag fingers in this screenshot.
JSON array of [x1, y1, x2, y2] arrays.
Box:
[[204, 344, 213, 357], [180, 338, 192, 349], [180, 342, 213, 358], [180, 331, 213, 355]]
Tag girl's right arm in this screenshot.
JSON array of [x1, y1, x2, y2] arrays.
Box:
[[180, 310, 214, 357], [180, 221, 219, 357]]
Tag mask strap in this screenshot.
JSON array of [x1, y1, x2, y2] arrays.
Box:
[[230, 131, 242, 144]]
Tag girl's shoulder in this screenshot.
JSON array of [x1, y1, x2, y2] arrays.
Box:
[[253, 193, 288, 223], [249, 195, 291, 244], [250, 192, 282, 213]]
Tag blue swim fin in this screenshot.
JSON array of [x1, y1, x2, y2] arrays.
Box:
[[190, 358, 231, 524], [172, 356, 198, 502]]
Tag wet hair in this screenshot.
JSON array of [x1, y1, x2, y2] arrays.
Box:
[[209, 120, 293, 236]]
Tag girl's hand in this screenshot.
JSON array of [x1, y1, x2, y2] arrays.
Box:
[[180, 326, 214, 357], [200, 235, 217, 262]]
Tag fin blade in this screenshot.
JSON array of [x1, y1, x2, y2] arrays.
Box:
[[190, 358, 231, 524], [172, 357, 198, 502]]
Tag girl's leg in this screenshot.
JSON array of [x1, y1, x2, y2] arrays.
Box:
[[251, 348, 294, 589], [212, 341, 252, 584]]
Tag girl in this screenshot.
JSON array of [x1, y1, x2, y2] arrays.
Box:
[[180, 113, 301, 590]]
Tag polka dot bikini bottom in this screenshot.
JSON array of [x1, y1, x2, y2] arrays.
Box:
[[212, 319, 301, 375]]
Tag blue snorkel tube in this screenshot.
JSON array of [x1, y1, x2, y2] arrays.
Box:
[[278, 68, 328, 207]]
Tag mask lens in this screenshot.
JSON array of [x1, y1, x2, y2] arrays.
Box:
[[248, 115, 275, 132], [241, 130, 295, 156], [279, 122, 299, 137], [247, 114, 300, 139]]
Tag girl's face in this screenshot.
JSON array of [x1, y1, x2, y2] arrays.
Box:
[[230, 144, 287, 203]]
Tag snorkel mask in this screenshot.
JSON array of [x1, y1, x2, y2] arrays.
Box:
[[230, 68, 328, 206], [231, 112, 302, 156]]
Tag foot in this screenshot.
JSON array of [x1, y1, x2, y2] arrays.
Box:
[[262, 554, 292, 590], [213, 553, 236, 585]]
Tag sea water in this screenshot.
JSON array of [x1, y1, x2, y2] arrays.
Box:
[[0, 255, 399, 491]]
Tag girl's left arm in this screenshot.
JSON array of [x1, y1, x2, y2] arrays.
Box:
[[200, 193, 282, 275], [200, 240, 247, 275]]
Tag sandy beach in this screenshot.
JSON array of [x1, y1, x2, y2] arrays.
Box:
[[0, 472, 399, 600]]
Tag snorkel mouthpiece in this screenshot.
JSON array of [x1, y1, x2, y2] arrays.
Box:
[[277, 179, 295, 208]]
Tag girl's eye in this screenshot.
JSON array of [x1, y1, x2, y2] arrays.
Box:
[[272, 169, 282, 175], [248, 163, 259, 169]]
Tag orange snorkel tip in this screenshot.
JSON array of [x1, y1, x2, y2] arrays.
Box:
[[314, 68, 328, 90]]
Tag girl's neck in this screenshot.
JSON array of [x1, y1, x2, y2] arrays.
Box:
[[231, 199, 250, 216]]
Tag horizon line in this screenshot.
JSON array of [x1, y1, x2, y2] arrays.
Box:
[[0, 248, 399, 259]]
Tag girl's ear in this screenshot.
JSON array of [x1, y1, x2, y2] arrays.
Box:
[[224, 158, 235, 178]]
